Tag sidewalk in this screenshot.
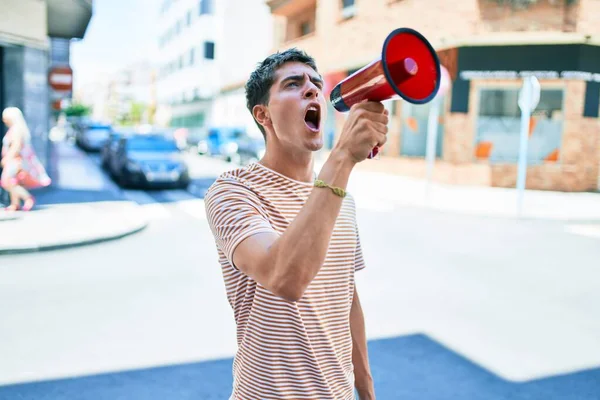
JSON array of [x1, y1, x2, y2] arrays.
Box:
[[312, 157, 600, 221], [347, 170, 600, 221], [0, 141, 148, 255]]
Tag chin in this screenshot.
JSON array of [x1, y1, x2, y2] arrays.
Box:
[[306, 136, 324, 152]]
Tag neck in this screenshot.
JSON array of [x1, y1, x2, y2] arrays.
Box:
[[260, 140, 315, 183]]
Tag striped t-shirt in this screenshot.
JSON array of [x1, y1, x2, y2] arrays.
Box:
[[204, 162, 365, 400]]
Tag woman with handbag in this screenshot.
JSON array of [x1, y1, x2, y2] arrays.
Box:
[[1, 107, 51, 211]]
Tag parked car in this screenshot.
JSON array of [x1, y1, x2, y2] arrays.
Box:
[[234, 132, 265, 165], [197, 127, 245, 162], [101, 130, 132, 170], [110, 134, 190, 189], [76, 123, 113, 152]]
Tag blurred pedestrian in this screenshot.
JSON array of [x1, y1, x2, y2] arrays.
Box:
[[1, 107, 51, 211], [205, 49, 387, 400]]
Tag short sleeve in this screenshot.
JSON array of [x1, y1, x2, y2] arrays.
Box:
[[204, 178, 277, 268], [354, 226, 366, 272]]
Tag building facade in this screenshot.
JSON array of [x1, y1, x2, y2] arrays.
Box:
[[0, 0, 92, 168], [267, 0, 600, 192], [76, 61, 156, 125], [156, 0, 220, 130], [156, 0, 273, 138], [210, 0, 273, 136]]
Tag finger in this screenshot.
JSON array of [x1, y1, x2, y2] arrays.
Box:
[[369, 120, 388, 136], [357, 101, 385, 114], [375, 133, 387, 148], [363, 111, 389, 126]]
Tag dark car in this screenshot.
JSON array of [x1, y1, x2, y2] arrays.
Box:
[[111, 134, 190, 189], [76, 123, 113, 152], [101, 130, 132, 170], [234, 133, 265, 165]]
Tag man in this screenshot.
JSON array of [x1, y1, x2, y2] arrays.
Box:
[[204, 48, 388, 400]]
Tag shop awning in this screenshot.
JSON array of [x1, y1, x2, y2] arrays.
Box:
[[47, 0, 93, 40]]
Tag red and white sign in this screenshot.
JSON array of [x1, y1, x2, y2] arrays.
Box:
[[48, 66, 73, 92]]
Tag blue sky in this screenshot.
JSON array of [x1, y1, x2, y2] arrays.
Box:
[[71, 0, 161, 89]]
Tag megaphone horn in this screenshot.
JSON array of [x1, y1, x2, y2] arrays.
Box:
[[330, 27, 441, 113]]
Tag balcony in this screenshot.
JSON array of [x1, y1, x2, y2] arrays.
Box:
[[267, 0, 316, 17], [47, 0, 93, 39], [269, 0, 317, 45], [478, 0, 580, 33]]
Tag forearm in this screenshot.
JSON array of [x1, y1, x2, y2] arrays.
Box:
[[351, 288, 374, 399], [268, 150, 354, 301]]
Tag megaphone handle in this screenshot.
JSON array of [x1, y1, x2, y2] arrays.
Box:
[[368, 146, 381, 159]]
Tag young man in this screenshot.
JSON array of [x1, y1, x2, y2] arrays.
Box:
[[205, 48, 388, 400]]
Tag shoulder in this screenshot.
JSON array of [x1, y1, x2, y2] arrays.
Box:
[[205, 164, 265, 205]]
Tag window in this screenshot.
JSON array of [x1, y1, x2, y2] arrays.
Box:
[[204, 41, 215, 59], [189, 48, 195, 66], [300, 21, 312, 36], [199, 0, 213, 15], [175, 20, 181, 35], [285, 5, 317, 42], [476, 88, 565, 164], [179, 55, 184, 69], [341, 0, 356, 19], [186, 10, 192, 26]]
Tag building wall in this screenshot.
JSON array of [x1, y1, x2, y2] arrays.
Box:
[[268, 0, 600, 191], [2, 46, 50, 167], [577, 0, 600, 34], [220, 0, 273, 87], [275, 0, 481, 72], [0, 0, 48, 48], [156, 0, 220, 107]]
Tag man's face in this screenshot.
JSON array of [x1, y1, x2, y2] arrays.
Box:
[[264, 62, 327, 153]]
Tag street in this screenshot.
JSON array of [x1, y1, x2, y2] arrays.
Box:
[[1, 149, 599, 399]]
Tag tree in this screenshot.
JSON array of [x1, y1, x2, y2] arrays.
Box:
[[64, 103, 92, 117], [116, 102, 147, 126]]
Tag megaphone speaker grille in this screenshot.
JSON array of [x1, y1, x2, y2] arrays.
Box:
[[382, 28, 441, 104]]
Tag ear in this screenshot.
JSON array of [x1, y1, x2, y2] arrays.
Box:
[[252, 104, 271, 129]]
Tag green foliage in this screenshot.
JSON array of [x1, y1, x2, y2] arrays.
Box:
[[64, 103, 92, 117], [116, 102, 147, 126]]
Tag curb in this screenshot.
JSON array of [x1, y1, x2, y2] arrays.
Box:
[[0, 215, 20, 222], [0, 220, 149, 256]]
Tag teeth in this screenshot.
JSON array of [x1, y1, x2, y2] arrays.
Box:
[[308, 106, 317, 111]]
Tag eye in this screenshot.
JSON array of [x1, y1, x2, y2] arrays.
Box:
[[287, 81, 299, 88]]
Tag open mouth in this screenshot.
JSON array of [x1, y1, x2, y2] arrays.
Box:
[[304, 104, 321, 132]]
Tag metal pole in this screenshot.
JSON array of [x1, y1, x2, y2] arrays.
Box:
[[516, 80, 532, 218], [425, 96, 441, 203]]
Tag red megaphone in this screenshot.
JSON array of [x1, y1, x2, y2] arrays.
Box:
[[330, 27, 441, 158]]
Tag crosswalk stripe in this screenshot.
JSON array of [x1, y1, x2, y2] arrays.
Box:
[[565, 224, 600, 239], [159, 190, 207, 220], [122, 190, 171, 220]]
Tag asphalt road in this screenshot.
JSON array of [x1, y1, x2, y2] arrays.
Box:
[[1, 151, 599, 399]]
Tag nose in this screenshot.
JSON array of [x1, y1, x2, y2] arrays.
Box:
[[303, 80, 319, 99]]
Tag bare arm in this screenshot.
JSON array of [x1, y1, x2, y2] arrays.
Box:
[[351, 287, 375, 400], [231, 102, 388, 302], [3, 133, 22, 159]]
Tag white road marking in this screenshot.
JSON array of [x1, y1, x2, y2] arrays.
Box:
[[565, 224, 600, 239]]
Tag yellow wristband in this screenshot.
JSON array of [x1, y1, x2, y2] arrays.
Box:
[[314, 179, 347, 198]]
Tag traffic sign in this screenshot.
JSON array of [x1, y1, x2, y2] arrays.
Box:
[[48, 66, 73, 92], [518, 76, 540, 112]]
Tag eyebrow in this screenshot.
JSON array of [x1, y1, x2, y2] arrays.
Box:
[[280, 74, 324, 88]]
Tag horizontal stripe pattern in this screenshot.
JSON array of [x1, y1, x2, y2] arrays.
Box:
[[205, 162, 365, 400]]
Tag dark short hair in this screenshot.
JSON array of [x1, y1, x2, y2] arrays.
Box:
[[245, 48, 319, 138]]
